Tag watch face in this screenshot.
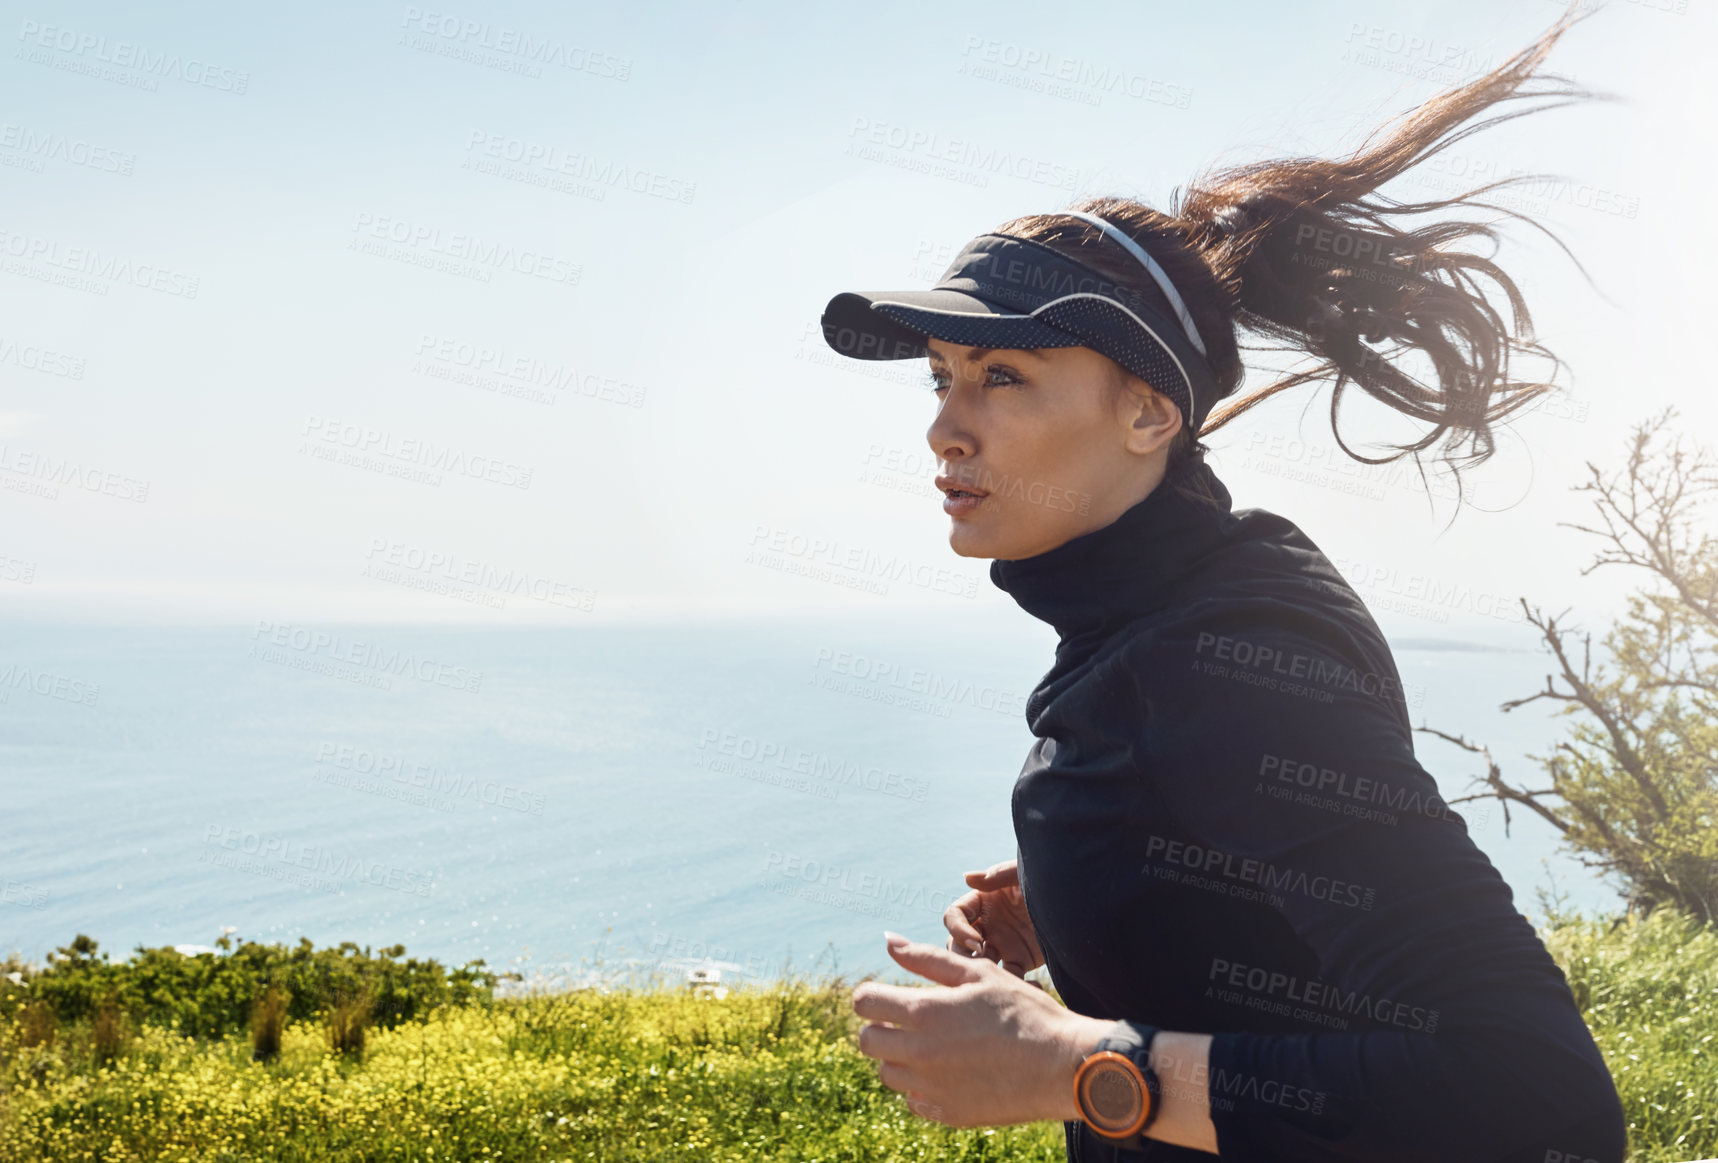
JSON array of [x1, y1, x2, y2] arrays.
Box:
[[1076, 1055, 1147, 1138]]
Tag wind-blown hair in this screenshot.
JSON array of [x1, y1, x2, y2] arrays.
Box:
[[994, 3, 1607, 514]]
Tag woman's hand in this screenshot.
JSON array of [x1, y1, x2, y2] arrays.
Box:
[[943, 859, 1044, 979], [852, 931, 1106, 1128]]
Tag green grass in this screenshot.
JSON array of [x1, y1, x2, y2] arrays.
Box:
[[0, 910, 1713, 1162], [0, 955, 1066, 1163], [1542, 907, 1718, 1162]]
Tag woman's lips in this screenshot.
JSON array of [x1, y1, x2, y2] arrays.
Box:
[[942, 489, 986, 517], [935, 474, 989, 518]]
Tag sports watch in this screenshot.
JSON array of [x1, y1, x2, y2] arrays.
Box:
[[1071, 1020, 1163, 1148]]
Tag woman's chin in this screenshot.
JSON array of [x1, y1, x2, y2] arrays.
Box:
[[946, 517, 1016, 560], [945, 521, 990, 558]]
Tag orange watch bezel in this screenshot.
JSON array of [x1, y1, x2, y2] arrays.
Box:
[[1071, 1048, 1152, 1139]]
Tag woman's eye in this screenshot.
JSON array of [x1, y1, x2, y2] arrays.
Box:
[[924, 366, 1020, 392]]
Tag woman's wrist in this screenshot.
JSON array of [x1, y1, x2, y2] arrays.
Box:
[[1046, 1012, 1118, 1121], [1046, 1016, 1219, 1154]]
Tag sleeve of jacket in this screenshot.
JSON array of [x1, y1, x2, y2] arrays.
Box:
[[1114, 601, 1627, 1163]]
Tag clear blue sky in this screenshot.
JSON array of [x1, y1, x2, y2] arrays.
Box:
[[0, 0, 1706, 629]]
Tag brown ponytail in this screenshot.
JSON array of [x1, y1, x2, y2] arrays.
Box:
[[993, 2, 1607, 512]]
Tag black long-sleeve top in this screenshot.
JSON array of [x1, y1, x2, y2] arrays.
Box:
[[990, 459, 1626, 1163]]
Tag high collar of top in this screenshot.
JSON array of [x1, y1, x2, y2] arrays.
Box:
[[989, 459, 1236, 650]]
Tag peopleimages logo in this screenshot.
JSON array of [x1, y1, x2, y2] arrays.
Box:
[[956, 36, 1193, 109], [0, 662, 100, 707], [413, 333, 646, 408], [0, 334, 86, 379], [348, 212, 581, 286], [843, 116, 1082, 191], [363, 537, 595, 612], [809, 646, 1028, 718], [1413, 146, 1640, 220], [1258, 754, 1466, 826], [695, 728, 930, 803], [0, 123, 135, 175], [1192, 630, 1424, 710], [1143, 833, 1376, 911], [200, 824, 432, 897], [645, 933, 771, 981], [15, 20, 251, 93], [762, 850, 959, 917], [248, 620, 483, 693], [314, 741, 545, 815], [0, 444, 149, 502], [300, 416, 533, 490], [746, 524, 980, 599], [1207, 955, 1440, 1033], [0, 878, 49, 910], [1323, 554, 1528, 626], [462, 131, 695, 204], [398, 7, 632, 79], [0, 226, 199, 298], [0, 553, 36, 585]]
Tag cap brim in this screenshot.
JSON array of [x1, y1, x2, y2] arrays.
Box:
[[821, 288, 1076, 362]]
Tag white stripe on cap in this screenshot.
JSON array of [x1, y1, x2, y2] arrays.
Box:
[[1056, 209, 1208, 359], [1028, 292, 1198, 426]]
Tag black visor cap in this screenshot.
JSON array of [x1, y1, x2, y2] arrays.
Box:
[[820, 232, 1219, 431]]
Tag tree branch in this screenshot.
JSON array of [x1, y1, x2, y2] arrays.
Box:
[[1413, 724, 1572, 837]]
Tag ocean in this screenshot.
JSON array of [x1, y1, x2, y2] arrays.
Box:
[[1, 612, 1615, 992]]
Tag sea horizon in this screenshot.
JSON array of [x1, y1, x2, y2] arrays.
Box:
[[2, 609, 1621, 990]]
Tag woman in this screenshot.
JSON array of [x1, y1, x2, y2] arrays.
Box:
[[820, 7, 1627, 1162]]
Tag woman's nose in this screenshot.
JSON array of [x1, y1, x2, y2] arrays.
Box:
[[926, 387, 976, 459]]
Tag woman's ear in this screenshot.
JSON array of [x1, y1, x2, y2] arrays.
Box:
[[1119, 380, 1182, 459]]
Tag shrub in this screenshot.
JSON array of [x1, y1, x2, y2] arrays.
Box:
[[89, 989, 128, 1066], [326, 988, 371, 1058], [17, 1000, 54, 1049], [0, 920, 1709, 1160], [250, 984, 287, 1063], [19, 933, 493, 1043]]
